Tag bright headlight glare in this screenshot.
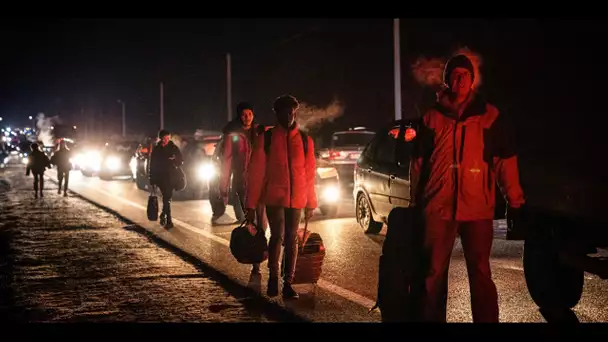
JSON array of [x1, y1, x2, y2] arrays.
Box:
[[322, 185, 340, 203], [105, 156, 121, 171], [197, 163, 216, 181]]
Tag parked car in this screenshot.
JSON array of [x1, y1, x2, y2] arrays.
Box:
[[353, 120, 418, 234]]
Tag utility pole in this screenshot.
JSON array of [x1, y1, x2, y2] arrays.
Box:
[[160, 82, 165, 129], [226, 53, 232, 122], [394, 18, 402, 121]]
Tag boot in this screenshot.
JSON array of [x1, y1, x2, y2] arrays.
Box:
[[160, 212, 167, 227], [165, 216, 174, 229], [282, 282, 299, 300]]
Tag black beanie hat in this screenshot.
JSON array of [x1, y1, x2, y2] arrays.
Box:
[[158, 129, 170, 139], [273, 95, 299, 113], [236, 102, 254, 115], [443, 54, 475, 87]]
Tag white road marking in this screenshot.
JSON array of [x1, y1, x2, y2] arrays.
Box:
[[66, 175, 377, 310]]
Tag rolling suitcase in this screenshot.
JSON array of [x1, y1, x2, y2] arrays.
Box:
[[282, 221, 326, 285], [147, 186, 159, 221]]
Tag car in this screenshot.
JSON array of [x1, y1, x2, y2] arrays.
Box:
[[317, 127, 375, 188], [179, 135, 222, 199], [353, 120, 418, 234], [80, 141, 138, 180], [97, 141, 139, 180]]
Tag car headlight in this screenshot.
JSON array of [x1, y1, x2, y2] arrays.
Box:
[[105, 156, 121, 171], [197, 163, 216, 181], [22, 157, 29, 165], [85, 151, 101, 171], [322, 185, 340, 203]]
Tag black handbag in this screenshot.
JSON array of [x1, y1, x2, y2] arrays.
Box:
[[230, 221, 268, 264], [147, 186, 159, 221]]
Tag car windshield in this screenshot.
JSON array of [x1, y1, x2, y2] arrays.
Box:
[[332, 132, 374, 148]]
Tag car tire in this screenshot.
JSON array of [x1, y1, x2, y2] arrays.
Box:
[[81, 170, 93, 177], [523, 226, 584, 310], [99, 171, 112, 181], [356, 193, 383, 234], [135, 171, 147, 190], [320, 204, 338, 217]]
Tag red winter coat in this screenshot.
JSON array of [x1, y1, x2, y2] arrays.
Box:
[[245, 124, 317, 210], [410, 90, 525, 221]]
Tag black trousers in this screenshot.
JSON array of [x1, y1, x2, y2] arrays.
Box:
[[33, 172, 44, 193], [158, 183, 173, 218], [266, 206, 302, 283], [57, 169, 70, 192]]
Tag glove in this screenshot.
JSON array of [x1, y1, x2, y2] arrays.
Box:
[[245, 208, 256, 224], [305, 207, 314, 221], [506, 205, 526, 241]]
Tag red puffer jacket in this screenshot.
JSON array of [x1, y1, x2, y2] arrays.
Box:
[[245, 124, 317, 209]]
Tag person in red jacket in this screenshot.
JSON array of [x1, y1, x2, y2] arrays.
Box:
[[216, 101, 268, 275], [410, 54, 526, 322], [245, 95, 317, 299]]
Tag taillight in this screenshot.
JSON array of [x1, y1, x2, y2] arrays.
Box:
[[329, 151, 346, 160]]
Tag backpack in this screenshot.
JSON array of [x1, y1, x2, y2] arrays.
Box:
[[263, 128, 308, 156]]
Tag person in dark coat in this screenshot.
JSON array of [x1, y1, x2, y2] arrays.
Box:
[[50, 140, 72, 196], [26, 142, 51, 198], [149, 129, 183, 229]]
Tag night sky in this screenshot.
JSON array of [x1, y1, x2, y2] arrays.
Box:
[[2, 18, 607, 215]]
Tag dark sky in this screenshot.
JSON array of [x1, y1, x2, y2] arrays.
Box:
[[1, 18, 607, 194]]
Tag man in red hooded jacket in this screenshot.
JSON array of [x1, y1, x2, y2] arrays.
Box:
[[410, 54, 526, 322], [245, 95, 317, 299]]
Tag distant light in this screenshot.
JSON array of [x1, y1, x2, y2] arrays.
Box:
[[28, 116, 32, 120], [73, 126, 77, 129], [0, 117, 2, 121], [51, 126, 54, 130]]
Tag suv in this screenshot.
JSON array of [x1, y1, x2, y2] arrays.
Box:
[[353, 120, 418, 234], [317, 127, 375, 187]]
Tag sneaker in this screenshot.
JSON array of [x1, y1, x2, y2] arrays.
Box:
[[39, 192, 44, 198], [282, 283, 299, 300], [212, 213, 237, 225], [267, 278, 279, 297], [63, 192, 68, 197], [164, 220, 174, 229], [160, 213, 167, 227], [57, 189, 61, 194]]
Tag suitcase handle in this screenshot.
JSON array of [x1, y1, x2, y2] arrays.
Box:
[[299, 220, 311, 250]]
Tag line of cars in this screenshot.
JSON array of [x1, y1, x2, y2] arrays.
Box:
[[73, 131, 343, 217]]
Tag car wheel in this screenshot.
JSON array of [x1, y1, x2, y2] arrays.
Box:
[[320, 204, 338, 217], [135, 171, 147, 190], [99, 172, 112, 181], [356, 193, 383, 234], [81, 170, 92, 177]]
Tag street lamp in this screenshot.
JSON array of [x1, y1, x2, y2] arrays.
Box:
[[117, 99, 126, 138]]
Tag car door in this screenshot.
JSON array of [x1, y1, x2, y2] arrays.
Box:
[[389, 134, 414, 208], [367, 133, 397, 219]]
